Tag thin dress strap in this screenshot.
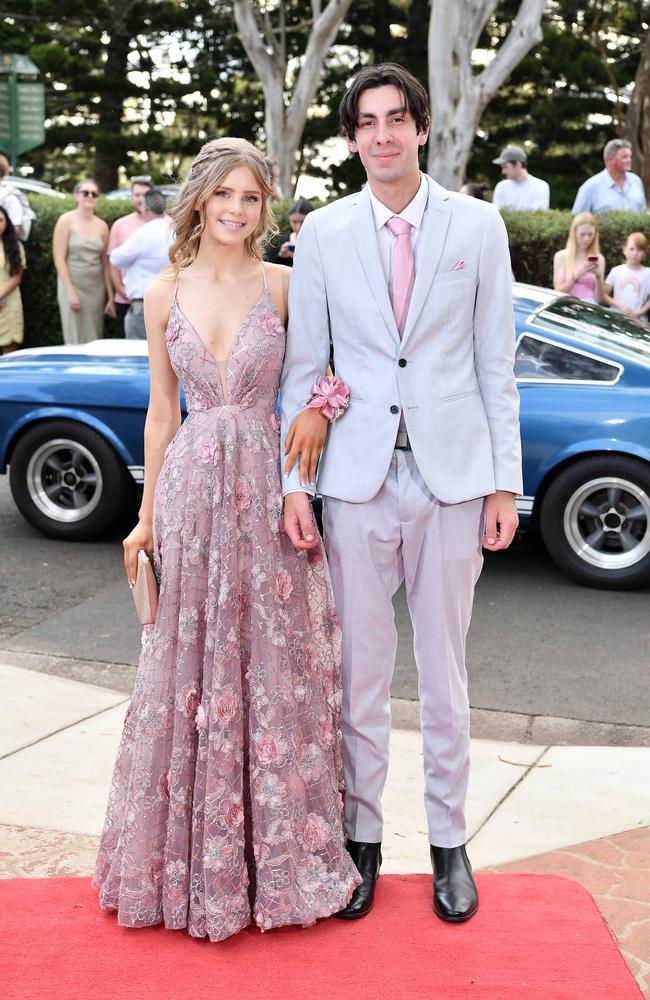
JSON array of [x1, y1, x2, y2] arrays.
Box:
[[172, 273, 181, 304], [260, 263, 268, 291]]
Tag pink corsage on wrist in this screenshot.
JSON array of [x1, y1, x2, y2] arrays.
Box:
[[305, 375, 350, 422]]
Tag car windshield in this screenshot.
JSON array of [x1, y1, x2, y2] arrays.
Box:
[[531, 297, 650, 364]]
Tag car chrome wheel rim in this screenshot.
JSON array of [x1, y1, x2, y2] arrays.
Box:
[[564, 476, 650, 570], [26, 438, 102, 523]]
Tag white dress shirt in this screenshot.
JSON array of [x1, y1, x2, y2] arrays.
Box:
[[367, 173, 429, 301], [109, 216, 173, 299]]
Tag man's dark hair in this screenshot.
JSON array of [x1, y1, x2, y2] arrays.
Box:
[[144, 188, 167, 215], [339, 63, 430, 140], [289, 198, 314, 216]]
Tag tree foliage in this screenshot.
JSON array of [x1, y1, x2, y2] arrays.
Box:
[[468, 0, 650, 207], [0, 0, 263, 190], [1, 0, 649, 204]]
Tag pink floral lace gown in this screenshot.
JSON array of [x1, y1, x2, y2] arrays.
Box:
[[94, 267, 361, 941]]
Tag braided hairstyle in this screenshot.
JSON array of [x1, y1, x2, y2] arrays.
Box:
[[168, 137, 278, 273], [0, 207, 22, 276]]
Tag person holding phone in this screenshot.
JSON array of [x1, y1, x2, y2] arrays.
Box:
[[553, 212, 606, 304], [266, 198, 314, 267]]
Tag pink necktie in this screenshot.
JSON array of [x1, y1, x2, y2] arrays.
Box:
[[386, 216, 414, 337]]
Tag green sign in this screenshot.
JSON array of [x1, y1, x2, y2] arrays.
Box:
[[0, 80, 10, 150], [0, 54, 44, 169], [15, 82, 45, 154]]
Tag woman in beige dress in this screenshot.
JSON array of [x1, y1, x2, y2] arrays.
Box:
[[0, 206, 26, 353], [53, 179, 115, 344]]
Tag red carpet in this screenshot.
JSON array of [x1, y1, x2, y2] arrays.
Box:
[[0, 874, 642, 1000]]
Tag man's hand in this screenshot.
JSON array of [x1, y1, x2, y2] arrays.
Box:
[[283, 491, 319, 551], [284, 408, 328, 486], [482, 490, 518, 552]]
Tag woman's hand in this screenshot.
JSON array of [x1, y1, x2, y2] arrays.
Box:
[[104, 299, 117, 319], [284, 408, 329, 486], [68, 290, 81, 312], [123, 519, 154, 587]]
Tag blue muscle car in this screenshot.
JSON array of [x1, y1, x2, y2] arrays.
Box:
[[1, 284, 649, 589]]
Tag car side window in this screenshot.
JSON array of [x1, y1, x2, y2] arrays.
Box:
[[515, 334, 621, 383]]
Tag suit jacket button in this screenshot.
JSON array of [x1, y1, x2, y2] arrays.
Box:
[[390, 405, 399, 414], [398, 358, 407, 367]]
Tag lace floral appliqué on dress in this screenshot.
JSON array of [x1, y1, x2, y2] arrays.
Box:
[[94, 271, 361, 941]]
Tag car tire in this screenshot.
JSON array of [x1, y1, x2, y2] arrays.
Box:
[[540, 455, 650, 589], [9, 420, 135, 541]]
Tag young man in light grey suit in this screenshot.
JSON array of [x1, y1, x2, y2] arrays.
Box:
[[281, 64, 522, 923]]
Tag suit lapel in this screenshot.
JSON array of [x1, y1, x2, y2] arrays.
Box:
[[348, 187, 399, 343], [402, 175, 452, 345]]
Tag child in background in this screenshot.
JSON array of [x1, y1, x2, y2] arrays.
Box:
[[0, 206, 26, 354], [603, 232, 650, 322]]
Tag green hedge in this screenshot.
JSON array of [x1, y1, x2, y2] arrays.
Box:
[[19, 197, 650, 348]]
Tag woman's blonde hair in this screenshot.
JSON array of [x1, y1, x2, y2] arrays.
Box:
[[167, 137, 278, 272], [564, 212, 600, 277]]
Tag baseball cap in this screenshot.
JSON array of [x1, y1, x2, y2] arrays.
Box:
[[492, 145, 527, 165]]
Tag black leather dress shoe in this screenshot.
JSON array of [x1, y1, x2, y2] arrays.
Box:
[[335, 840, 382, 919], [430, 844, 478, 923]]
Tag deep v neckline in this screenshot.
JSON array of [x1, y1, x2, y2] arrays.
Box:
[[174, 267, 271, 403], [175, 288, 265, 367]]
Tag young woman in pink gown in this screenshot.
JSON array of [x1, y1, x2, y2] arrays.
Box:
[[94, 138, 361, 941]]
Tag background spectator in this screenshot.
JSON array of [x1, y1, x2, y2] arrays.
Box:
[[0, 154, 33, 241], [0, 206, 26, 353], [109, 188, 172, 340], [107, 176, 154, 336], [603, 232, 650, 321], [553, 211, 606, 304], [460, 181, 490, 200], [492, 145, 550, 210], [53, 179, 115, 344], [572, 139, 646, 215], [265, 198, 314, 266]]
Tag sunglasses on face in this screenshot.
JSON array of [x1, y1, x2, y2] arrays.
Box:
[[79, 190, 98, 198]]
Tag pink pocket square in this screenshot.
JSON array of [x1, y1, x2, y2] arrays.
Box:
[[451, 260, 465, 271]]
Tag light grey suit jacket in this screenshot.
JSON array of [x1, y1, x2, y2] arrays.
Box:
[[280, 173, 523, 504]]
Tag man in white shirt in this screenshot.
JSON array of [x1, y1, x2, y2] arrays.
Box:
[[107, 176, 155, 336], [572, 139, 647, 214], [109, 189, 173, 339], [491, 145, 550, 210]]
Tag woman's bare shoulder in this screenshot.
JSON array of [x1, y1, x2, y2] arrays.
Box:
[[54, 210, 75, 229], [264, 261, 290, 292], [145, 273, 176, 304]]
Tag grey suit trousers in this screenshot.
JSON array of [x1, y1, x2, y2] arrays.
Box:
[[323, 449, 484, 848]]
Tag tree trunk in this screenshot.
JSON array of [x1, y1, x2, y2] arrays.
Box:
[[426, 0, 545, 189], [624, 26, 650, 195], [233, 0, 353, 198], [95, 4, 131, 192]]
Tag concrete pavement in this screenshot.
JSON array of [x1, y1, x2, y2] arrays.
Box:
[[1, 660, 648, 996]]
